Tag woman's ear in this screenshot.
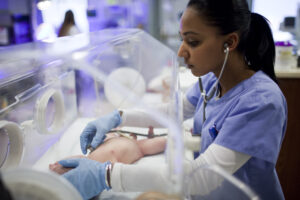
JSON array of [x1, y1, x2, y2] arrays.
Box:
[[224, 32, 239, 51]]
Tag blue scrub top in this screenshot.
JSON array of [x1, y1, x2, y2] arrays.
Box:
[[186, 71, 287, 200]]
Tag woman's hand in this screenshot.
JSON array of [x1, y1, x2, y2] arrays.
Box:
[[59, 158, 111, 200], [80, 110, 122, 154]]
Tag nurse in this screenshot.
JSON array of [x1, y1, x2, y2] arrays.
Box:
[[59, 0, 287, 199]]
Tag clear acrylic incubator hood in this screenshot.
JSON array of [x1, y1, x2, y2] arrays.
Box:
[[0, 29, 184, 199]]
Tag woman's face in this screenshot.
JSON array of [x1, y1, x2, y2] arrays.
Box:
[[178, 7, 227, 77]]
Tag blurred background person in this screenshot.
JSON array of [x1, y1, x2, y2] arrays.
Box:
[[58, 10, 80, 37]]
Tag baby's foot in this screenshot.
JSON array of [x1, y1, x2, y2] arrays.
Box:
[[49, 162, 72, 175]]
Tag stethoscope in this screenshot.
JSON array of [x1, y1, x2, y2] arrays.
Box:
[[198, 43, 230, 124]]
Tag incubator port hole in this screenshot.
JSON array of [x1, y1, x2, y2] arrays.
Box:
[[0, 128, 9, 168], [45, 97, 55, 129], [35, 88, 65, 135]]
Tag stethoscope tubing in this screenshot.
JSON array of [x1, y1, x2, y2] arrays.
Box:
[[108, 129, 167, 137], [199, 46, 229, 124]]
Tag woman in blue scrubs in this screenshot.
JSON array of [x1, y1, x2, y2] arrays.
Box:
[[177, 0, 287, 199], [59, 0, 287, 199]]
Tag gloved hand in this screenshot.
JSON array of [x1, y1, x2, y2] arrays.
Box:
[[80, 110, 122, 154], [59, 158, 110, 200]]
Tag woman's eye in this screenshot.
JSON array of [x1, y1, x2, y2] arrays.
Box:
[[178, 34, 183, 41], [188, 41, 199, 47]]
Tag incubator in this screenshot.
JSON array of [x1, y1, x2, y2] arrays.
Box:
[[0, 28, 183, 199], [0, 28, 257, 200]]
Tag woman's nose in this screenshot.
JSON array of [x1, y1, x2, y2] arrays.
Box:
[[177, 44, 188, 59]]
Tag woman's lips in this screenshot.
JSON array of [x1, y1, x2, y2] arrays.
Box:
[[184, 61, 194, 69], [187, 64, 194, 69]]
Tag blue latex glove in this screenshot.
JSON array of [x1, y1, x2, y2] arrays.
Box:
[[59, 158, 110, 200], [80, 110, 122, 154]]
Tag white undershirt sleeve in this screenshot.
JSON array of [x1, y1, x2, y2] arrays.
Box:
[[120, 104, 169, 128], [111, 143, 250, 193], [190, 143, 251, 174]]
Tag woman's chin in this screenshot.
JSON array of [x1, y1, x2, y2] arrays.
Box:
[[189, 68, 209, 77], [190, 69, 203, 77]]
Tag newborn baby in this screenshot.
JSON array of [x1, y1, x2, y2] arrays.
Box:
[[49, 131, 166, 175]]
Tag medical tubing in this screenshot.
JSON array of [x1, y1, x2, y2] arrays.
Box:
[[108, 129, 167, 137]]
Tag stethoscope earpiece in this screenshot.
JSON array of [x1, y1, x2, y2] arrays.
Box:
[[224, 43, 229, 53]]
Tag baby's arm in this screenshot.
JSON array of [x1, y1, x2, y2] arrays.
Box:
[[137, 137, 167, 156]]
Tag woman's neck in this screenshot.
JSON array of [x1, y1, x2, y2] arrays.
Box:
[[217, 52, 255, 97]]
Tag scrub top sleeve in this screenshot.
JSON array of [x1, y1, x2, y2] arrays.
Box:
[[183, 95, 196, 120], [215, 90, 287, 164], [186, 82, 200, 107]]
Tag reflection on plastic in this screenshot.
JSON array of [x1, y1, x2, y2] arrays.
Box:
[[0, 121, 24, 169], [0, 128, 9, 168], [1, 168, 82, 200], [104, 67, 146, 108]]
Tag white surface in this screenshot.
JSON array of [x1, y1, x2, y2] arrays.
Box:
[[33, 118, 91, 170], [276, 67, 300, 78]]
